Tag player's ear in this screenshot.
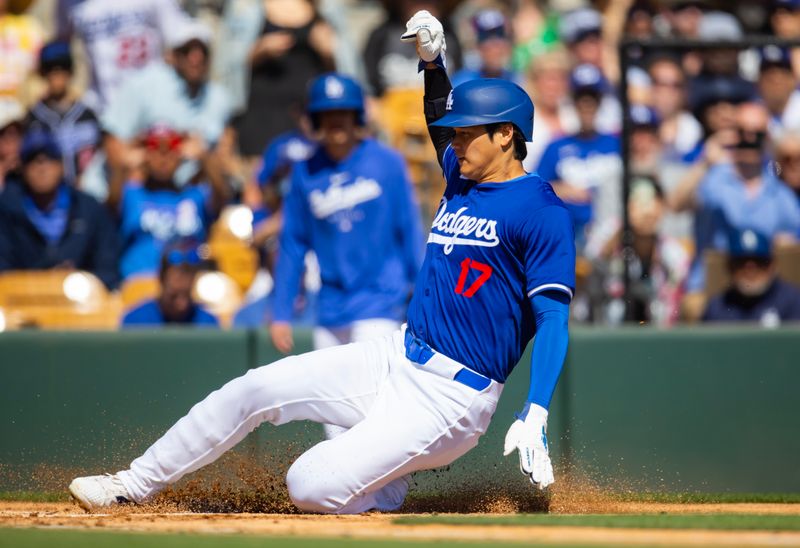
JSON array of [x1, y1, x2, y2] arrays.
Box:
[[500, 123, 515, 147]]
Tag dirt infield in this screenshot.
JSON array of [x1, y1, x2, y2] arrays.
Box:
[[3, 501, 800, 546]]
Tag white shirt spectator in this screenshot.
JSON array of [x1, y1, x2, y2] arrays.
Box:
[[102, 61, 231, 145], [57, 0, 189, 111]]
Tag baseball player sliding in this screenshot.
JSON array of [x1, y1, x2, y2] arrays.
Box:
[[68, 10, 575, 514]]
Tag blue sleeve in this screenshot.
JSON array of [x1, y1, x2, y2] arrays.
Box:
[[526, 290, 570, 409], [391, 154, 425, 283], [272, 168, 311, 323], [535, 142, 560, 183], [521, 204, 576, 299]]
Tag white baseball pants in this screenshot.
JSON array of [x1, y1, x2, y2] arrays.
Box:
[[313, 319, 400, 439], [117, 328, 502, 514]]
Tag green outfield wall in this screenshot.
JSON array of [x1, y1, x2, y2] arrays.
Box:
[[0, 326, 798, 495]]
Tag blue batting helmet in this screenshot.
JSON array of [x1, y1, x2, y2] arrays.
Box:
[[307, 73, 365, 127], [430, 79, 534, 141]]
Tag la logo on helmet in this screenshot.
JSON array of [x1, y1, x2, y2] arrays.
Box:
[[325, 77, 345, 99], [446, 90, 454, 111]]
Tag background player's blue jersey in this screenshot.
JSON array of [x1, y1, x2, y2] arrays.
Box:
[[273, 138, 424, 327], [407, 146, 575, 383]]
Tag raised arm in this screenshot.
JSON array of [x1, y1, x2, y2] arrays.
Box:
[[401, 10, 453, 168]]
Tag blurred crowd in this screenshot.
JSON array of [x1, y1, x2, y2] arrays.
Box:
[[2, 0, 800, 331]]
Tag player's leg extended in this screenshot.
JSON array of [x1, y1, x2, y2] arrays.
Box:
[[111, 335, 394, 503], [285, 331, 502, 514], [316, 319, 401, 440]]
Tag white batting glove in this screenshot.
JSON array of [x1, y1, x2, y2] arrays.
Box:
[[400, 10, 446, 63], [503, 403, 555, 490]]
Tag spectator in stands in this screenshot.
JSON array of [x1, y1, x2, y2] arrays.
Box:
[[536, 64, 622, 253], [0, 130, 119, 289], [586, 176, 689, 326], [122, 239, 218, 327], [0, 0, 43, 109], [629, 105, 664, 177], [776, 132, 800, 208], [111, 123, 230, 281], [769, 0, 800, 78], [559, 7, 604, 71], [0, 101, 25, 189], [523, 49, 571, 170], [560, 10, 621, 133], [647, 55, 702, 163], [363, 0, 462, 97], [757, 46, 800, 140], [688, 12, 756, 114], [25, 41, 101, 187], [251, 111, 316, 250], [235, 0, 334, 160], [103, 19, 232, 195], [702, 228, 800, 324], [683, 75, 752, 163], [665, 1, 704, 76], [508, 0, 561, 73], [451, 9, 519, 87], [670, 102, 800, 296], [56, 0, 189, 111]]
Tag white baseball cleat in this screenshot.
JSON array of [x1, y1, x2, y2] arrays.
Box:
[[69, 474, 133, 511]]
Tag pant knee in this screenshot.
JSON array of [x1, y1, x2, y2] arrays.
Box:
[[285, 453, 343, 514]]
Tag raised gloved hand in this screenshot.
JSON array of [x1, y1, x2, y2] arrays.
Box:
[[400, 10, 446, 63], [503, 403, 555, 490]]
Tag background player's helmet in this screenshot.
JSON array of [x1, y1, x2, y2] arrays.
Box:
[[430, 79, 534, 141], [307, 73, 366, 128]]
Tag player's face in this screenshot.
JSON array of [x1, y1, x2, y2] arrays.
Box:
[[317, 110, 358, 149], [159, 266, 196, 321], [23, 154, 63, 195], [451, 125, 508, 182]]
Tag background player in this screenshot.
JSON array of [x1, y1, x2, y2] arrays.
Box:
[[68, 10, 574, 513], [269, 71, 424, 437]]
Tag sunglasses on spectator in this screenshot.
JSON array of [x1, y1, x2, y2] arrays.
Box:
[[733, 129, 767, 150], [166, 248, 201, 266], [144, 133, 183, 152]]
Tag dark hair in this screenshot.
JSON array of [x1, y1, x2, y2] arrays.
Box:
[[485, 122, 527, 161]]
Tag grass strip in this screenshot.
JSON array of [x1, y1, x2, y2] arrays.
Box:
[[393, 513, 800, 531], [615, 492, 800, 504], [0, 527, 653, 548]]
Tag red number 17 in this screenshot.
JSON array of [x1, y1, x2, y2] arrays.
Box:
[[454, 258, 493, 298]]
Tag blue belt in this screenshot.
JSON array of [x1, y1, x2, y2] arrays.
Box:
[[403, 330, 492, 391]]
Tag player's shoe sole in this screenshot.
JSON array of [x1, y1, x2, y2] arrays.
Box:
[[68, 474, 133, 512]]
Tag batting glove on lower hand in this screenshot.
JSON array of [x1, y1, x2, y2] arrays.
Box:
[[503, 403, 555, 490], [400, 10, 446, 63]]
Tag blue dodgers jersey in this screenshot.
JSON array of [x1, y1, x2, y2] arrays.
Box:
[[273, 138, 424, 327], [407, 146, 575, 383], [536, 133, 621, 229], [119, 183, 212, 278]]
